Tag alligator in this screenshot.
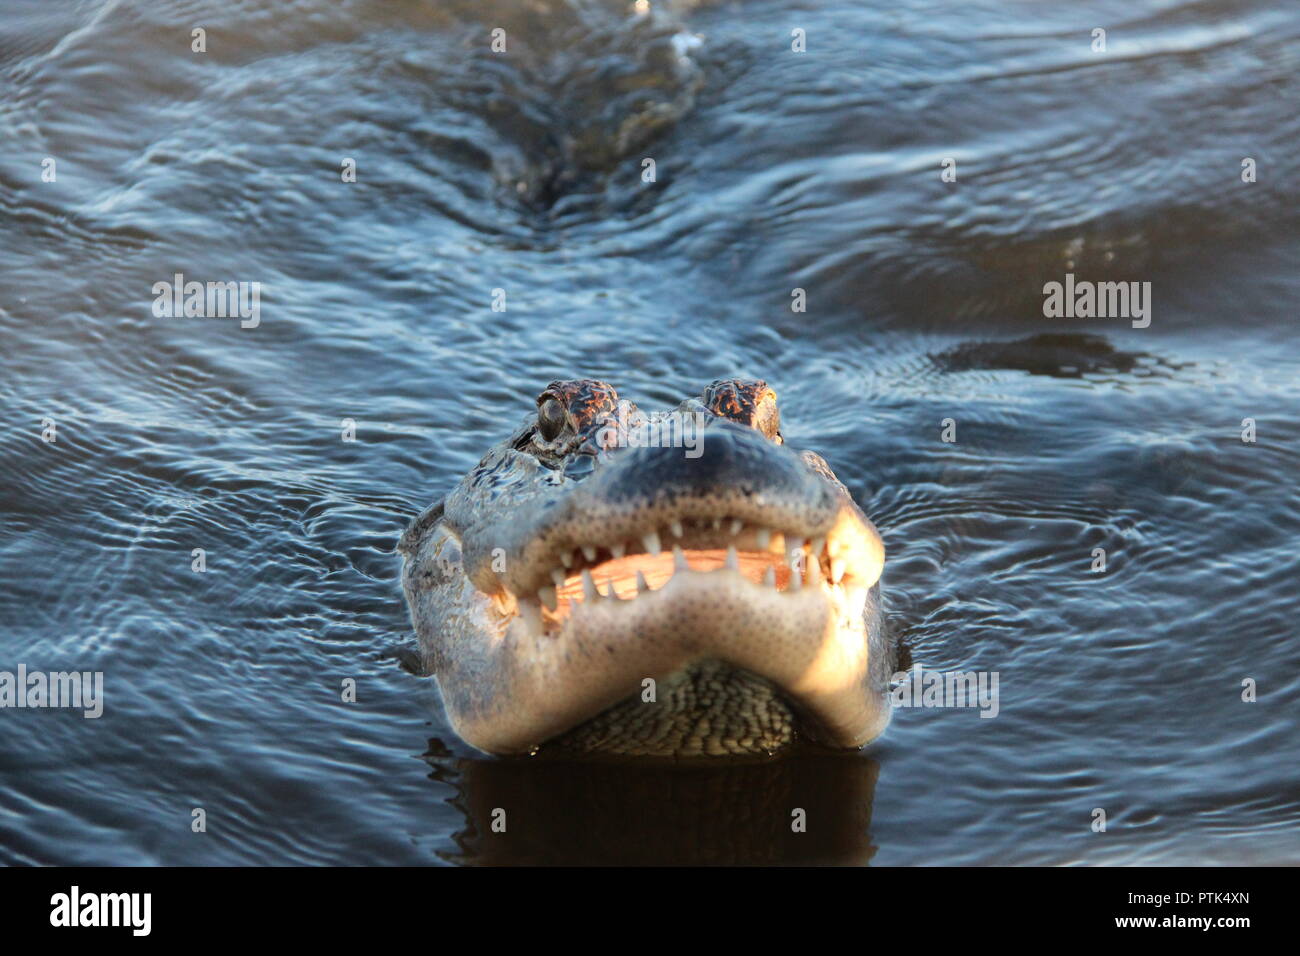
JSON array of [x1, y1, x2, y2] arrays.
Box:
[[398, 379, 891, 757]]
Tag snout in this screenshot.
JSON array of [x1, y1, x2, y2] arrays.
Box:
[[476, 421, 843, 599], [592, 419, 837, 516]]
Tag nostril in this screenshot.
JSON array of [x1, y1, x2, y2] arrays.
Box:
[[587, 421, 833, 518]]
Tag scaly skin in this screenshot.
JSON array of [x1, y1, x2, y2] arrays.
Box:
[[399, 379, 891, 757]]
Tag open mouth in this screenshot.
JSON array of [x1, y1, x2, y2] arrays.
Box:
[[492, 512, 882, 638]]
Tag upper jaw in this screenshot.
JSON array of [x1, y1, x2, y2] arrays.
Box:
[[461, 419, 859, 599]]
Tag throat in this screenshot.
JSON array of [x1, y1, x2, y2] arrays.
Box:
[[544, 660, 797, 758]]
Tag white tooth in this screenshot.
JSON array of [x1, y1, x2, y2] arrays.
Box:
[[756, 528, 771, 549], [789, 565, 803, 591], [539, 586, 557, 611], [604, 578, 618, 600], [670, 519, 684, 538], [560, 551, 573, 568], [763, 566, 776, 588], [725, 545, 739, 571], [811, 536, 826, 558], [831, 557, 846, 584], [786, 543, 803, 570], [730, 519, 743, 536], [551, 568, 566, 588], [636, 570, 650, 593], [807, 554, 822, 583], [712, 518, 722, 531], [643, 531, 662, 556], [581, 570, 598, 602], [673, 545, 689, 571], [611, 543, 626, 559], [582, 545, 597, 562]]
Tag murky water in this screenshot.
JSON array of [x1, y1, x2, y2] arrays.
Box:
[[1, 0, 1297, 865]]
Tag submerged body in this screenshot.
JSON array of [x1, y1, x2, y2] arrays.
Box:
[[399, 379, 891, 757]]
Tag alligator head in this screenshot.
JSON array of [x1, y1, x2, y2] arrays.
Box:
[[398, 379, 891, 757]]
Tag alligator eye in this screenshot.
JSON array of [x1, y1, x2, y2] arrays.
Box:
[[537, 398, 566, 442]]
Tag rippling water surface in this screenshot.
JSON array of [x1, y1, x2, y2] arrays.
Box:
[[1, 0, 1298, 865]]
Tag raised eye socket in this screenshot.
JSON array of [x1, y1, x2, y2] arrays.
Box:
[[537, 398, 566, 442]]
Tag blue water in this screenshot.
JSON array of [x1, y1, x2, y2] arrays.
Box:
[[1, 0, 1297, 865]]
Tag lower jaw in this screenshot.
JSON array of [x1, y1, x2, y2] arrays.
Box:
[[471, 569, 890, 756], [452, 567, 889, 754], [545, 660, 799, 758]]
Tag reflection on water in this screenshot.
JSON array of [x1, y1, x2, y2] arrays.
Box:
[[1, 0, 1298, 865], [932, 333, 1182, 380], [426, 742, 879, 866]]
